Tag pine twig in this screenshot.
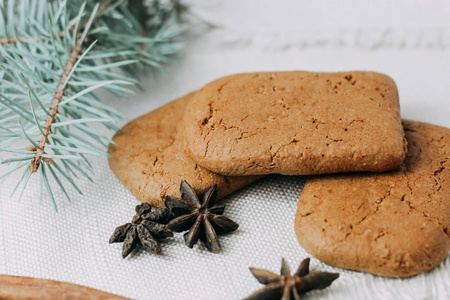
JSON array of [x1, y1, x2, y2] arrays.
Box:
[[0, 0, 186, 208], [30, 41, 82, 172], [0, 36, 32, 44], [0, 32, 66, 44], [30, 0, 112, 173], [93, 0, 112, 24], [0, 0, 111, 45]]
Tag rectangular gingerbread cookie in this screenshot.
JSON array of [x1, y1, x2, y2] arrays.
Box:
[[183, 71, 407, 176]]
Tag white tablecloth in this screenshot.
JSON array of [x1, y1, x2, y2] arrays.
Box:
[[1, 1, 450, 299]]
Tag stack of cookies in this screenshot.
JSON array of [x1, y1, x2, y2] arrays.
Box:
[[108, 71, 449, 278]]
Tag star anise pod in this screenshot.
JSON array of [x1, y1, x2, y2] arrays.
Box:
[[244, 258, 339, 300], [165, 181, 239, 252], [109, 203, 173, 258]]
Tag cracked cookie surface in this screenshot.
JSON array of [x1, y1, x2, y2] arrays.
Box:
[[108, 93, 261, 207], [294, 120, 450, 277], [183, 71, 406, 176]]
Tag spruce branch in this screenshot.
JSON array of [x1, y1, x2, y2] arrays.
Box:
[[30, 0, 110, 173], [0, 35, 47, 45], [0, 0, 186, 209], [30, 39, 82, 173], [0, 0, 112, 45]]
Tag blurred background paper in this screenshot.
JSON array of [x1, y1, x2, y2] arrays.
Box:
[[122, 0, 450, 126]]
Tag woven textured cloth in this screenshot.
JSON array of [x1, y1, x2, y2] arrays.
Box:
[[1, 1, 450, 299]]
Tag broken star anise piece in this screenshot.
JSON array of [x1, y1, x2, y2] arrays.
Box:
[[109, 203, 173, 258], [165, 180, 239, 252], [244, 258, 339, 300]]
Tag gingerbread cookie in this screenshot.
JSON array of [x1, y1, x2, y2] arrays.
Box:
[[183, 71, 406, 176], [295, 121, 450, 277], [108, 93, 261, 207]]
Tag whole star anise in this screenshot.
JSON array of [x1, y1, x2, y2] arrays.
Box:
[[244, 258, 339, 300], [109, 203, 173, 258], [165, 181, 239, 252]]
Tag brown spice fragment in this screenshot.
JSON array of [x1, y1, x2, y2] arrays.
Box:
[[0, 275, 129, 299]]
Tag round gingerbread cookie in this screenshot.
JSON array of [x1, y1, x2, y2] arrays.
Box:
[[295, 120, 449, 277], [108, 92, 262, 207]]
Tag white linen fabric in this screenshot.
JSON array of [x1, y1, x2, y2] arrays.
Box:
[[1, 1, 450, 299]]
